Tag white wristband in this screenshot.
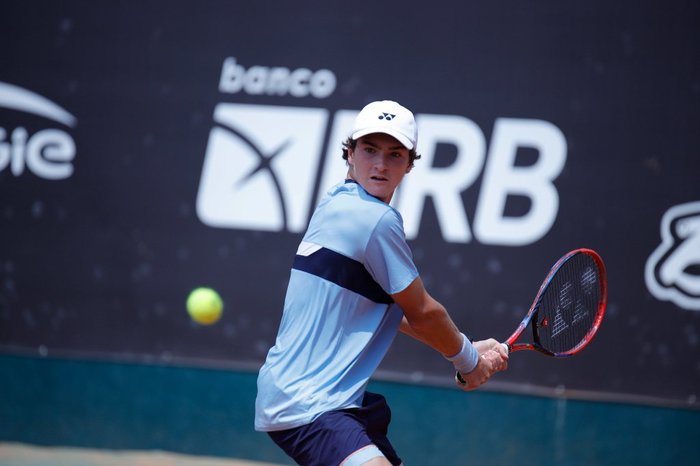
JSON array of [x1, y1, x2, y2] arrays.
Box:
[[445, 333, 479, 374]]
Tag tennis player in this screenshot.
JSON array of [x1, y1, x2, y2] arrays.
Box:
[[255, 100, 508, 466]]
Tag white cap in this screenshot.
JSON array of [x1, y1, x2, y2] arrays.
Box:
[[351, 100, 417, 150]]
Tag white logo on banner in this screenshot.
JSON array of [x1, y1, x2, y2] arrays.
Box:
[[198, 58, 568, 245], [219, 57, 336, 99], [197, 104, 329, 232], [0, 81, 77, 180], [645, 201, 700, 311]]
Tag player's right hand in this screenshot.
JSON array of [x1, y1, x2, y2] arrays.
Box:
[[474, 338, 510, 360]]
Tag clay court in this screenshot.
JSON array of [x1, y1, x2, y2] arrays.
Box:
[[0, 443, 283, 466]]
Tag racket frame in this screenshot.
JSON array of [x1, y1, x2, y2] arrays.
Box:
[[504, 248, 608, 357]]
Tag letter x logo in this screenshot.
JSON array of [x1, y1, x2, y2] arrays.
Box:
[[197, 103, 329, 232], [379, 112, 396, 121]]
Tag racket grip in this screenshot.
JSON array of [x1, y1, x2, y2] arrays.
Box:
[[501, 343, 509, 354]]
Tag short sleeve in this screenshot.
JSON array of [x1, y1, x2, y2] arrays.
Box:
[[364, 209, 419, 295]]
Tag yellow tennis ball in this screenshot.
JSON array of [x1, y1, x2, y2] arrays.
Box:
[[186, 287, 223, 325]]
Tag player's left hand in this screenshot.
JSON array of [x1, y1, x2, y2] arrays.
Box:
[[455, 338, 508, 391]]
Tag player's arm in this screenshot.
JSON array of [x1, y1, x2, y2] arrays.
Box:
[[399, 314, 506, 360], [394, 278, 462, 355], [393, 277, 507, 389], [399, 316, 426, 344]]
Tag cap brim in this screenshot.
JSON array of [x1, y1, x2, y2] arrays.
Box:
[[351, 127, 414, 150]]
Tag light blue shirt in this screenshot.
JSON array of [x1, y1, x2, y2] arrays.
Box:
[[254, 181, 418, 431]]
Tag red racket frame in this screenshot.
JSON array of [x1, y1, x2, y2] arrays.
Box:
[[504, 248, 608, 357]]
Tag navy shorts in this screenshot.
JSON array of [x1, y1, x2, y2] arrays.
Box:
[[268, 392, 402, 466]]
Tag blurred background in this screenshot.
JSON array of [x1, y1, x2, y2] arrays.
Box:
[[1, 1, 699, 465]]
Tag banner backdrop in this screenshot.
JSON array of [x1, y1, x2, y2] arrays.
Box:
[[1, 1, 698, 408]]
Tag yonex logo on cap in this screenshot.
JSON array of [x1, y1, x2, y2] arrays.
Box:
[[351, 100, 417, 150]]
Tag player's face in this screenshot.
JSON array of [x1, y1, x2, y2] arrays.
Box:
[[347, 133, 412, 203]]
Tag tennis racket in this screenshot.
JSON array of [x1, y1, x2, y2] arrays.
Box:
[[504, 248, 607, 356], [456, 248, 607, 385]]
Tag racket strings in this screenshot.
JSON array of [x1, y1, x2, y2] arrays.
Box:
[[536, 253, 602, 354]]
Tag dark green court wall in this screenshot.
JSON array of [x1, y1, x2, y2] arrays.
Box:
[[1, 354, 698, 466]]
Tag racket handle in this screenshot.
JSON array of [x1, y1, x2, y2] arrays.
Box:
[[501, 343, 510, 354]]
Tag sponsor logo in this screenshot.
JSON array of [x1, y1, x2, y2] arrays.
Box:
[[0, 81, 77, 180], [198, 59, 568, 246], [219, 57, 336, 99], [645, 201, 700, 310], [198, 103, 329, 232]]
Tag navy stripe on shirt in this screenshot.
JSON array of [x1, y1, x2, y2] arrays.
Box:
[[292, 247, 393, 304]]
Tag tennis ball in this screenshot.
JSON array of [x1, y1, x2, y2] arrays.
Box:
[[186, 287, 223, 325]]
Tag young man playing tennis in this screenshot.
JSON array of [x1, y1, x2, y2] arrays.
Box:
[[255, 100, 508, 466]]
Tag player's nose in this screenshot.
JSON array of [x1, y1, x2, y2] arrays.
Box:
[[375, 153, 391, 169]]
